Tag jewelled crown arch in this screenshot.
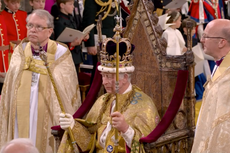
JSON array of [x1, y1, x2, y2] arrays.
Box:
[[98, 37, 135, 73]]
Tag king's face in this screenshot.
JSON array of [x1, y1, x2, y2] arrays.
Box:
[[101, 72, 116, 94]]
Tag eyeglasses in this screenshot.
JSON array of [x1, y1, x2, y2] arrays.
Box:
[[201, 34, 225, 40], [26, 24, 50, 32]]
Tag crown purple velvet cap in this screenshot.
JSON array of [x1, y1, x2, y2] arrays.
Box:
[[98, 37, 135, 73]]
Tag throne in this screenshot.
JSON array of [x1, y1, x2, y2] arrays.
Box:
[[51, 0, 196, 152], [123, 0, 196, 152]]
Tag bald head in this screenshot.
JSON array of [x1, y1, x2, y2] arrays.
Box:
[[201, 19, 230, 60], [3, 143, 30, 153], [206, 19, 230, 42], [0, 138, 39, 153]]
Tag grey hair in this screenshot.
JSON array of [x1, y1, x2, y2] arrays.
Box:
[[0, 138, 39, 153], [119, 73, 131, 82], [26, 9, 54, 29]]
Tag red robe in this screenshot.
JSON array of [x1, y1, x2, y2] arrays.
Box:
[[1, 8, 27, 43], [188, 0, 225, 23], [0, 15, 9, 72]]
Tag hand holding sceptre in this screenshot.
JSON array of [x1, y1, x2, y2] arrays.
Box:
[[113, 15, 123, 153], [38, 45, 79, 153]]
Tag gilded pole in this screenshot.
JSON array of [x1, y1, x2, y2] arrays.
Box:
[[113, 0, 122, 148], [38, 45, 79, 153], [112, 0, 122, 151], [113, 18, 121, 153], [97, 15, 103, 62]]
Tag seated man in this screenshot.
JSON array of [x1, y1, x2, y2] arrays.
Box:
[[58, 36, 160, 152]]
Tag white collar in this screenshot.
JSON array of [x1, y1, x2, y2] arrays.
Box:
[[122, 83, 132, 94]]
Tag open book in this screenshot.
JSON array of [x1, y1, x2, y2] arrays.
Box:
[[57, 24, 95, 42]]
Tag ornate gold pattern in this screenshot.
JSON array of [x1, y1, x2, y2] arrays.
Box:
[[100, 38, 133, 68], [0, 39, 81, 153], [57, 85, 159, 152], [212, 111, 230, 129], [94, 0, 118, 20], [123, 0, 194, 71], [24, 56, 48, 75], [88, 87, 135, 133], [121, 0, 196, 152]]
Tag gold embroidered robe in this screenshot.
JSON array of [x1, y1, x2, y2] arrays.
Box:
[[58, 86, 160, 153], [0, 38, 81, 153], [192, 51, 230, 152]]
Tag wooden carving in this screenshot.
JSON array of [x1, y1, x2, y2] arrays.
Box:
[[123, 0, 196, 152]]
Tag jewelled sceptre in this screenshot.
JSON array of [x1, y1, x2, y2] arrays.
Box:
[[38, 45, 79, 153], [113, 15, 123, 153]]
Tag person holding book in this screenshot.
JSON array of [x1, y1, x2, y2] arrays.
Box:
[[27, 0, 46, 15], [51, 0, 83, 29], [53, 0, 88, 74]]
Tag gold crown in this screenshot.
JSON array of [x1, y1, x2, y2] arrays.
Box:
[[98, 37, 135, 73]]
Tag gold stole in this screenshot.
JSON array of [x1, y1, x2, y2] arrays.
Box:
[[212, 52, 230, 82], [95, 92, 134, 153], [16, 40, 57, 150], [102, 129, 125, 153]]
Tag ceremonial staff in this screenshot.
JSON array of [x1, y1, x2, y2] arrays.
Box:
[[113, 5, 122, 152], [38, 45, 79, 153], [97, 15, 103, 62]]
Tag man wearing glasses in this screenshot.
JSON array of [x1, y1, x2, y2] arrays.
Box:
[[0, 9, 81, 153], [192, 19, 230, 152]]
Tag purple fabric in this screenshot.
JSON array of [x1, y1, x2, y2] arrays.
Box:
[[215, 57, 224, 66], [126, 145, 131, 153], [73, 62, 102, 118], [78, 72, 91, 85], [44, 0, 56, 13], [31, 44, 47, 56], [139, 70, 188, 143], [105, 41, 135, 60]]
